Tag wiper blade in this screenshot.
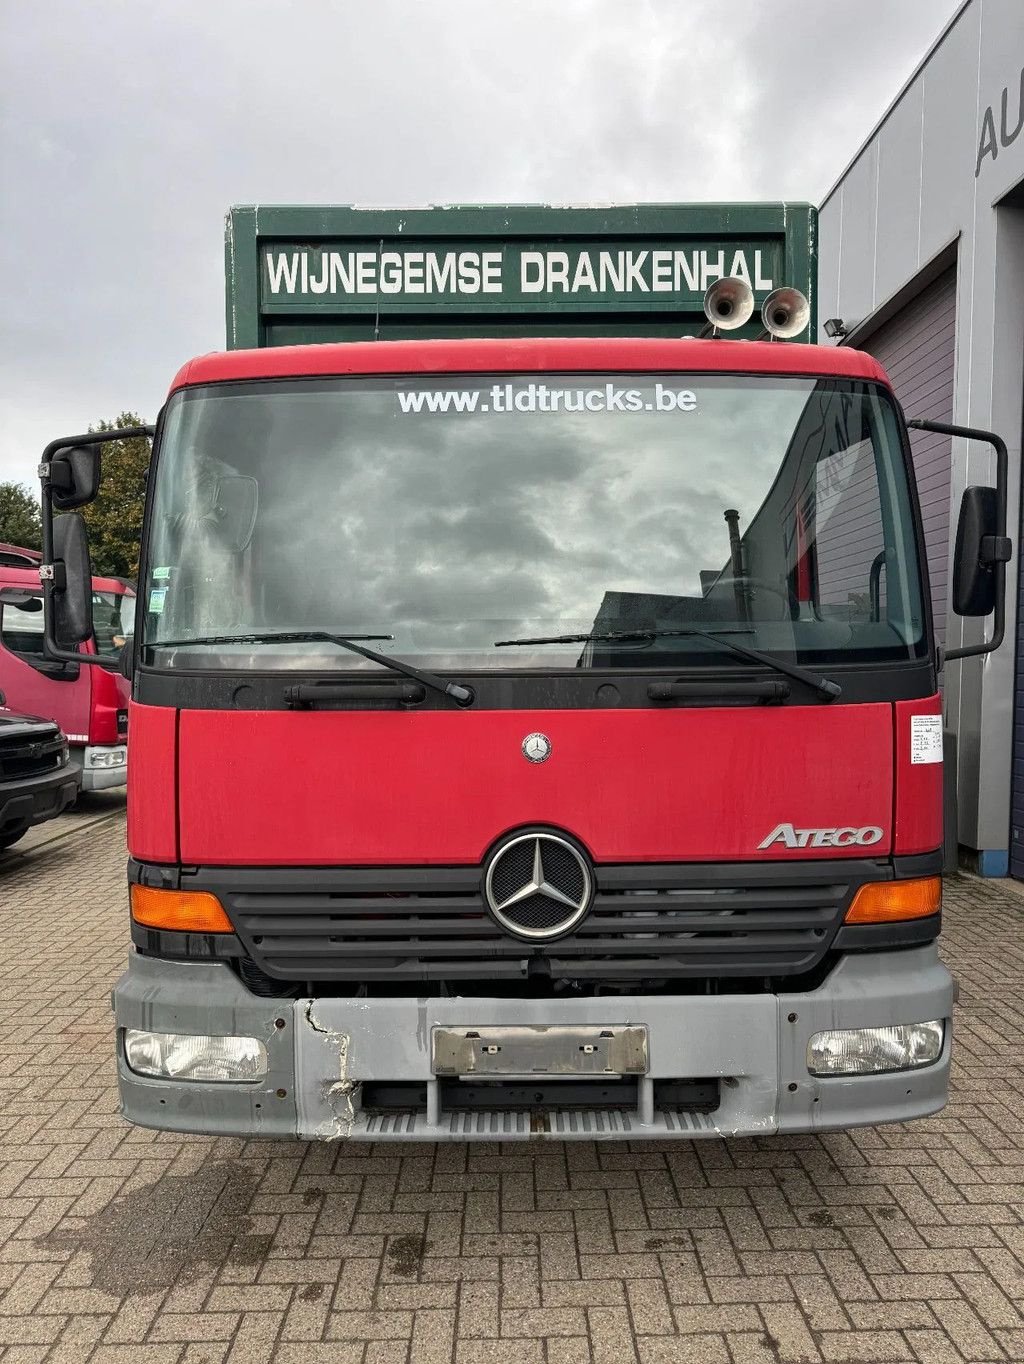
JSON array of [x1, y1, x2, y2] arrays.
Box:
[[149, 631, 474, 705], [494, 628, 841, 701]]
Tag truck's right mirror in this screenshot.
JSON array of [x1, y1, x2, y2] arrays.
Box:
[[52, 512, 95, 648], [952, 486, 999, 616], [50, 444, 101, 510]]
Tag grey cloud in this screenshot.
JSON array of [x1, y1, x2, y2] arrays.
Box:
[[0, 0, 960, 488]]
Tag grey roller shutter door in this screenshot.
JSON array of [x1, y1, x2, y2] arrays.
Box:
[[860, 267, 957, 644]]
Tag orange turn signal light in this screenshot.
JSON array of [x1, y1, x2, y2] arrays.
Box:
[[844, 876, 941, 925], [130, 885, 234, 934]]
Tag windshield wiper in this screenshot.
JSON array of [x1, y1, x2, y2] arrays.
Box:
[[150, 631, 474, 705], [494, 628, 841, 701]]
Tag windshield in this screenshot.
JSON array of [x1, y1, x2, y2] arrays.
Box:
[[142, 373, 927, 672]]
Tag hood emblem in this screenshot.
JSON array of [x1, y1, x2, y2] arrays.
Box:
[[484, 832, 593, 941], [522, 732, 551, 763]]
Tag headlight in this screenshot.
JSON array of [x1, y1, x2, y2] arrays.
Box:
[[124, 1029, 268, 1083], [88, 747, 127, 768], [807, 1021, 944, 1076]]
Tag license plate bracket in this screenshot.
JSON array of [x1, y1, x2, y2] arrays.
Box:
[[431, 1025, 649, 1077]]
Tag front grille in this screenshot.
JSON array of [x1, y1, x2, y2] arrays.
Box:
[[0, 732, 64, 781], [208, 861, 874, 985]]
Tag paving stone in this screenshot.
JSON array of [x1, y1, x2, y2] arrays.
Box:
[[6, 811, 1024, 1362]]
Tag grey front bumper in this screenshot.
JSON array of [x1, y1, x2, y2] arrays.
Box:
[[113, 946, 954, 1141], [74, 745, 128, 791]]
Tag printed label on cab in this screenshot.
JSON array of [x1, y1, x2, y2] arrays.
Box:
[[910, 714, 943, 765]]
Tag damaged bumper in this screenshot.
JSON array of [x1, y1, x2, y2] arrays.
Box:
[[113, 947, 954, 1141]]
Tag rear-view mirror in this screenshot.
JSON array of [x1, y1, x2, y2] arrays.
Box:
[[52, 513, 95, 646], [213, 475, 259, 553], [50, 444, 101, 510], [952, 486, 1000, 616], [906, 417, 1011, 661]]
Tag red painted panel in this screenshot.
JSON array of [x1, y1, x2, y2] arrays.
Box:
[[893, 694, 944, 857], [178, 704, 893, 867], [87, 665, 130, 745], [127, 702, 177, 862], [169, 337, 890, 395]]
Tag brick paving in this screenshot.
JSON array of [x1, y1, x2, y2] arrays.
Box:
[[3, 809, 1024, 1363]]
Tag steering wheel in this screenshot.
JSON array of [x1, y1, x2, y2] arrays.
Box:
[[712, 576, 793, 621]]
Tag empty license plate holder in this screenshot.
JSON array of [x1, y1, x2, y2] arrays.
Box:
[[431, 1025, 649, 1077]]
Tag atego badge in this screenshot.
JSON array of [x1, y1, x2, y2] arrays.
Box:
[[758, 823, 884, 850]]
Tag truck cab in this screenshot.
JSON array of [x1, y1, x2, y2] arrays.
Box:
[[32, 322, 1012, 1143], [0, 549, 132, 790]]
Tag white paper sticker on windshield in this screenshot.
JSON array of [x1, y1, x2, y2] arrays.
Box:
[[910, 714, 943, 765], [153, 566, 171, 580], [148, 587, 167, 614]]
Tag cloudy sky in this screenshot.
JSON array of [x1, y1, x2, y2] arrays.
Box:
[[0, 0, 962, 487]]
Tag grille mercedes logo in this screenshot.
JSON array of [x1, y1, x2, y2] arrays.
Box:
[[483, 831, 593, 941]]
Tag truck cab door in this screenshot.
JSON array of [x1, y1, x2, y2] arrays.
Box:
[[0, 592, 91, 746]]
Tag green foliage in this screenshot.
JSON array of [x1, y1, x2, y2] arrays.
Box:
[[81, 413, 151, 579], [0, 481, 42, 551]]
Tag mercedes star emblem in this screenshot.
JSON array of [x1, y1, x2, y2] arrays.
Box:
[[483, 831, 593, 940], [522, 732, 552, 763]]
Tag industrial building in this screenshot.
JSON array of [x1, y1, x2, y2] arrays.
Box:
[[817, 0, 1023, 874]]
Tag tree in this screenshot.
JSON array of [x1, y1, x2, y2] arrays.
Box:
[[0, 482, 42, 550], [81, 412, 151, 579]]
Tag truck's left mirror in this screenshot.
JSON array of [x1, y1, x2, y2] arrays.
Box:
[[52, 513, 95, 647], [50, 444, 101, 510], [952, 485, 1002, 617]]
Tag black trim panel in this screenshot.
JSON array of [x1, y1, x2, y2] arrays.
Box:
[[892, 850, 943, 879], [131, 924, 243, 960], [833, 913, 941, 952], [133, 657, 938, 712]]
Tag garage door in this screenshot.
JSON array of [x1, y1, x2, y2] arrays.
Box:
[[860, 267, 957, 644]]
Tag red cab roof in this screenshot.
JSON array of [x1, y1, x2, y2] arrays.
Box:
[[169, 336, 890, 394]]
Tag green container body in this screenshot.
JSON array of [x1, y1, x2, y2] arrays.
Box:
[[225, 203, 817, 349]]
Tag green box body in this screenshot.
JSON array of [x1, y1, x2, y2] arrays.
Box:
[[225, 203, 816, 349]]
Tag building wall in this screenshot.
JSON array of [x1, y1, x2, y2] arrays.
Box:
[[818, 0, 1024, 861]]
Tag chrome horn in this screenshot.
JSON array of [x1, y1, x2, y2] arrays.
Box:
[[760, 286, 810, 340], [701, 276, 755, 335]]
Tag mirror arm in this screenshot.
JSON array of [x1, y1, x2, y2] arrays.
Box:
[[37, 425, 155, 670], [906, 418, 1009, 663]]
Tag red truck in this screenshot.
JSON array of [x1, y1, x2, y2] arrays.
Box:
[[0, 545, 132, 790], [33, 279, 1010, 1141]]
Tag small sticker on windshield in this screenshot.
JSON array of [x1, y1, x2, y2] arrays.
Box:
[[910, 714, 942, 764], [148, 587, 167, 614], [152, 566, 171, 580]]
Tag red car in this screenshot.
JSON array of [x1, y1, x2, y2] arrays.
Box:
[[0, 544, 132, 790]]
